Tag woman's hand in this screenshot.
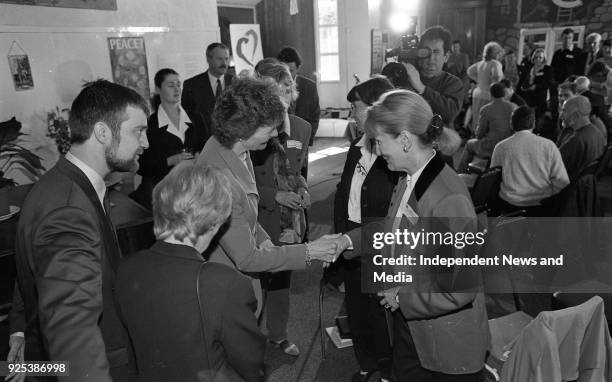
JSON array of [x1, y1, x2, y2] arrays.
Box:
[[167, 151, 194, 167], [275, 191, 303, 209], [298, 188, 311, 209]]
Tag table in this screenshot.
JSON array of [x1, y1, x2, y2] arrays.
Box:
[[0, 185, 155, 312]]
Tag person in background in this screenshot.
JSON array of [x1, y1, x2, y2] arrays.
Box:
[[332, 90, 487, 381], [558, 95, 605, 182], [401, 26, 465, 126], [468, 41, 505, 133], [502, 49, 520, 89], [277, 46, 320, 148], [196, 77, 338, 316], [116, 164, 265, 382], [445, 40, 470, 97], [578, 32, 603, 75], [182, 43, 233, 142], [458, 82, 517, 172], [251, 58, 312, 356], [598, 39, 612, 68], [491, 106, 569, 216], [500, 78, 526, 107], [12, 80, 149, 381], [551, 28, 583, 85], [518, 48, 555, 121], [131, 68, 206, 209], [333, 76, 398, 382]]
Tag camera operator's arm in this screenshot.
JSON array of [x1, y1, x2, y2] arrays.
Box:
[[420, 76, 464, 125]]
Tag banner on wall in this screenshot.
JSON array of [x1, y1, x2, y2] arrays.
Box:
[[107, 37, 150, 101], [371, 29, 384, 75], [229, 24, 264, 76]]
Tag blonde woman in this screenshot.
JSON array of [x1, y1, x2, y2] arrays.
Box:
[[467, 41, 505, 132]]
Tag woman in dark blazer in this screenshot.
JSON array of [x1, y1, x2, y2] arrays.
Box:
[[518, 48, 555, 120], [338, 90, 488, 381], [332, 76, 398, 382], [116, 164, 265, 381], [131, 68, 206, 209]]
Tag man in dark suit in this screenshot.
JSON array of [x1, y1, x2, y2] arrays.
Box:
[[277, 46, 320, 148], [12, 80, 149, 381], [577, 32, 604, 76], [551, 28, 583, 84], [182, 42, 234, 142]]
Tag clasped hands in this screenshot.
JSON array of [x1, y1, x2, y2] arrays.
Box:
[[304, 233, 351, 264]]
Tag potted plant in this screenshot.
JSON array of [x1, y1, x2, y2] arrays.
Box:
[[0, 117, 45, 215]]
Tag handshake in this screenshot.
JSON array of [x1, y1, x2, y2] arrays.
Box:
[[304, 233, 352, 264]]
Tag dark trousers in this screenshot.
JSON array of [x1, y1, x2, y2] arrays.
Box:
[[344, 259, 392, 379], [391, 317, 483, 382]]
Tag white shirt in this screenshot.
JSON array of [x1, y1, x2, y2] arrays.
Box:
[[208, 71, 225, 97], [65, 151, 107, 211], [157, 104, 192, 143], [490, 130, 569, 206], [395, 150, 436, 218], [348, 135, 378, 223]]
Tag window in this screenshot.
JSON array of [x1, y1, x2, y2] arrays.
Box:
[[318, 0, 340, 81]]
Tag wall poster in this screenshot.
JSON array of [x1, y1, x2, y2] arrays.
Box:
[[107, 37, 150, 101], [229, 24, 264, 76]]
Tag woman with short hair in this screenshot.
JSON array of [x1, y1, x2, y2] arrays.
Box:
[[333, 76, 399, 382], [197, 77, 337, 316], [468, 41, 505, 133], [116, 164, 266, 381]]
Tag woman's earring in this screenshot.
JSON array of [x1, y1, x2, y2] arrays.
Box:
[[403, 145, 409, 153]]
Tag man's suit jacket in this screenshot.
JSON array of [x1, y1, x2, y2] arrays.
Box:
[[577, 49, 604, 75], [346, 153, 489, 374], [14, 157, 135, 381], [181, 70, 234, 142], [251, 115, 311, 243], [197, 136, 307, 313], [293, 75, 320, 146], [115, 241, 265, 382]]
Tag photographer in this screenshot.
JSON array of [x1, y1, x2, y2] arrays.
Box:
[[400, 26, 465, 127]]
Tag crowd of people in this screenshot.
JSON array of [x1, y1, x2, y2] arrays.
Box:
[[5, 22, 612, 382]]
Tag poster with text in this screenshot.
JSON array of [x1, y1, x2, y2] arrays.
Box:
[[229, 24, 264, 76], [107, 37, 150, 101], [371, 29, 384, 75]]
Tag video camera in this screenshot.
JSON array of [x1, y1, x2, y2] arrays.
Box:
[[386, 33, 431, 66]]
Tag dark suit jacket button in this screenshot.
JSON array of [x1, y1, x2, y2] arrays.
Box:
[[362, 185, 367, 191], [363, 203, 368, 208]]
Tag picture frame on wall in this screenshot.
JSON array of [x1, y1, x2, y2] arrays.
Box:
[[8, 54, 34, 91]]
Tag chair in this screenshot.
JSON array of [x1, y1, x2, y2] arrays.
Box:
[[499, 296, 612, 382], [470, 166, 502, 215], [468, 157, 490, 175]]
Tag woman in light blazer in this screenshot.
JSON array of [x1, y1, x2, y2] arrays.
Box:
[[196, 77, 337, 316], [336, 90, 489, 381]]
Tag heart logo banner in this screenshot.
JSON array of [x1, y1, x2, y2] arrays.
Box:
[[230, 24, 264, 76]]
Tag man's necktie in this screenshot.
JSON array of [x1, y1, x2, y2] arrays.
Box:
[[216, 79, 222, 100]]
